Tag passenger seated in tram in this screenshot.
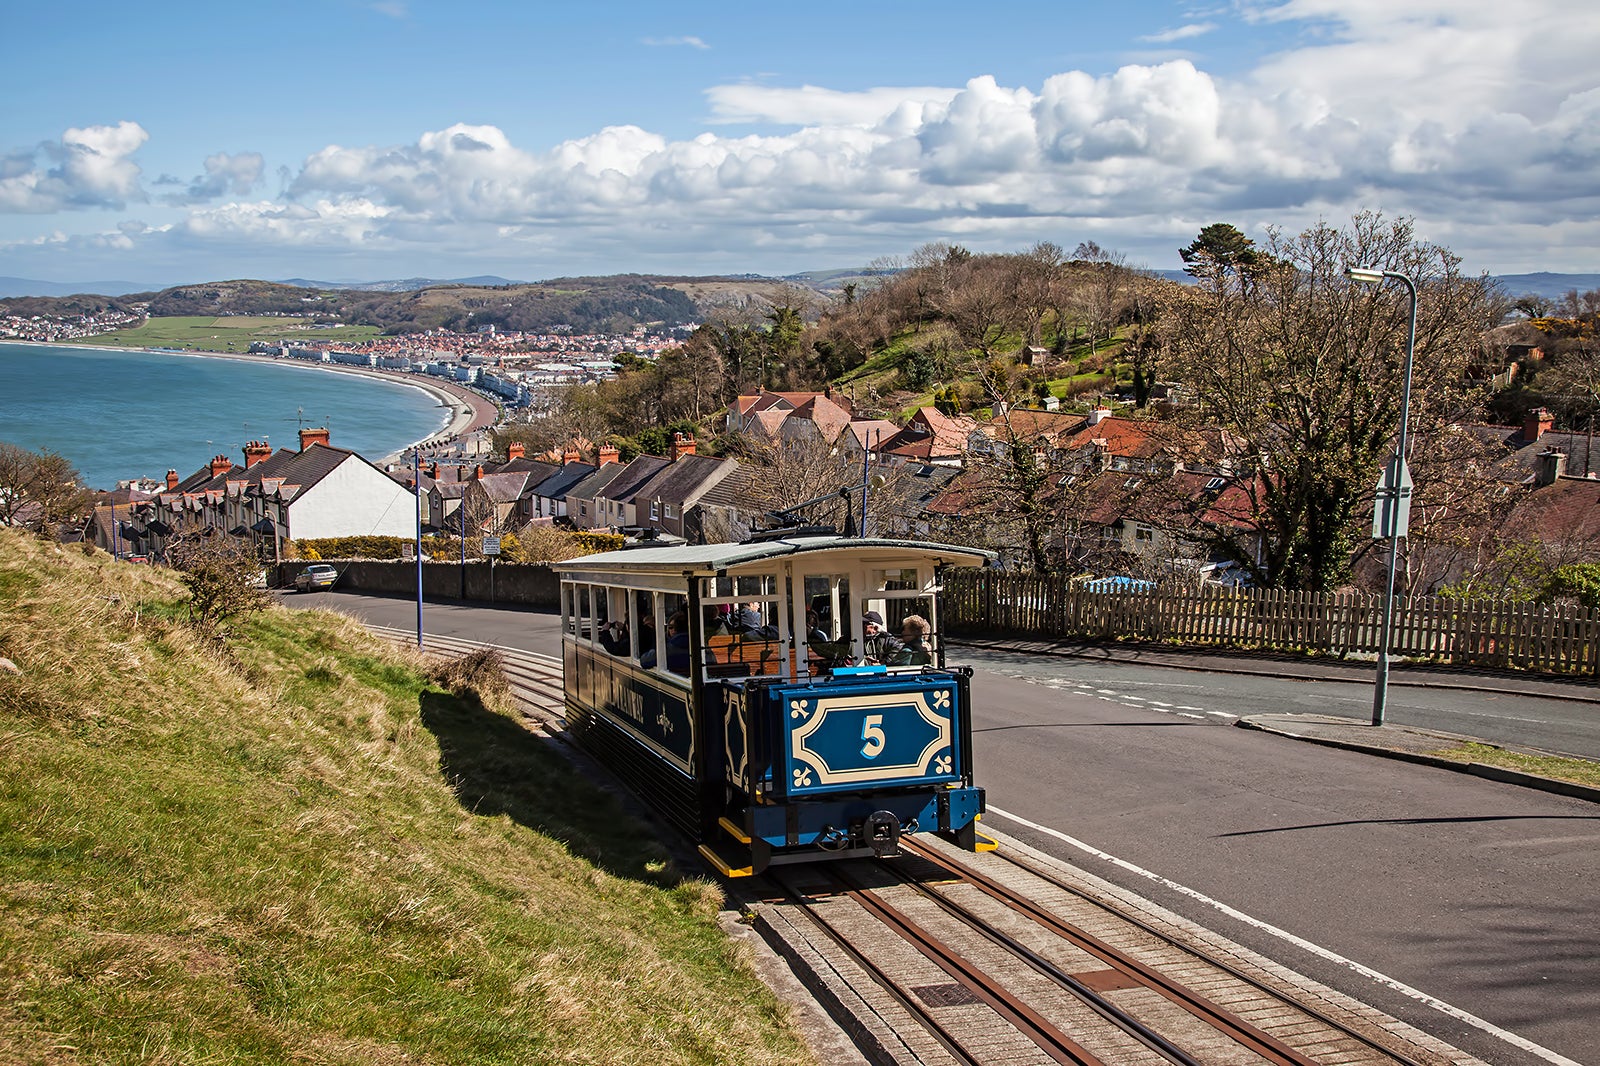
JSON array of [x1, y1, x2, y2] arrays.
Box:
[[892, 614, 933, 666], [860, 610, 904, 665], [664, 611, 692, 674], [636, 615, 659, 668], [598, 618, 630, 656]]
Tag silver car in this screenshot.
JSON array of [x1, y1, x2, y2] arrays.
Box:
[[293, 564, 339, 592]]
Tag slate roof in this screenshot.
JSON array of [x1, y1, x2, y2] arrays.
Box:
[[629, 454, 735, 508], [565, 462, 629, 502], [597, 455, 672, 504], [530, 462, 596, 499]]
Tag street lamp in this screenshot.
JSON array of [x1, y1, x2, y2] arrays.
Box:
[[1346, 265, 1419, 727]]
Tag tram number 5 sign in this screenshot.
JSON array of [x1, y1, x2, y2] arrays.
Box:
[[861, 714, 886, 759]]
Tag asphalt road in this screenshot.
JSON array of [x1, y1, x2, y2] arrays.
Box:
[[291, 590, 1600, 1066]]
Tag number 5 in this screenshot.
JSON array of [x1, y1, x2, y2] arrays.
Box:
[[861, 714, 886, 759]]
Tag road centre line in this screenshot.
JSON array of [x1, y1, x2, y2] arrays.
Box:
[[986, 806, 1584, 1066]]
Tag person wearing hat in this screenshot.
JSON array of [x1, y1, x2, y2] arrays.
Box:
[[860, 609, 904, 665]]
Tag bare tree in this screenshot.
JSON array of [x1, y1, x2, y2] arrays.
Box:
[[1162, 212, 1499, 590], [0, 442, 92, 532]]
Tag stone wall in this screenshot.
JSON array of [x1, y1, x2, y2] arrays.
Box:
[[275, 559, 559, 607]]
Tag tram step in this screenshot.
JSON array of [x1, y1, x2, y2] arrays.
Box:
[[718, 816, 752, 844], [698, 841, 755, 878]]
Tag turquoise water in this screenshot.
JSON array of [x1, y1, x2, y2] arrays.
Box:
[[0, 343, 450, 489]]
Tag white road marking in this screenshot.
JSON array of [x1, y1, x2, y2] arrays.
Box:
[[987, 806, 1585, 1066], [1207, 711, 1239, 719]]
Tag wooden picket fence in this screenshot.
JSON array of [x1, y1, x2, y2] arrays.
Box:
[[941, 571, 1600, 676]]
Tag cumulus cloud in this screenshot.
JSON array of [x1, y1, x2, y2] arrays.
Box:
[[159, 151, 266, 205], [0, 122, 148, 212]]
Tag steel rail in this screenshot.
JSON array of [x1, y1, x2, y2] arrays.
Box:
[[952, 841, 1438, 1066], [892, 876, 1208, 1066], [773, 870, 986, 1066], [904, 840, 1324, 1066], [826, 867, 1112, 1066]]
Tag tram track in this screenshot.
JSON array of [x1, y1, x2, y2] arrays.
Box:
[[765, 837, 1461, 1066], [363, 622, 1478, 1066]]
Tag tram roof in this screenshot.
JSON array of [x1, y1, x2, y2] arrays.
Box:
[[551, 534, 993, 578]]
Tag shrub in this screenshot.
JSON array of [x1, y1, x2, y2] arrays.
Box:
[[427, 647, 512, 713]]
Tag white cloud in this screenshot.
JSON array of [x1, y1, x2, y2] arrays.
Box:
[[0, 121, 148, 212], [642, 35, 709, 49], [706, 83, 960, 127], [161, 151, 265, 205], [1140, 22, 1217, 43]]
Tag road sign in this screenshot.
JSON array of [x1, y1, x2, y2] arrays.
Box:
[[1372, 456, 1413, 539], [482, 535, 501, 557]]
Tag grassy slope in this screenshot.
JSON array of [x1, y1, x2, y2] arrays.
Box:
[[0, 530, 812, 1065], [78, 317, 382, 353]]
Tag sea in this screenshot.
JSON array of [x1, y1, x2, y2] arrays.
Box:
[[0, 342, 451, 490]]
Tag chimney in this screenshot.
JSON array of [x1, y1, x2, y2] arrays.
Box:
[[428, 461, 439, 478], [209, 455, 233, 479], [1088, 406, 1113, 426], [474, 464, 485, 480], [598, 444, 620, 466], [165, 469, 179, 491], [507, 441, 526, 461], [1537, 449, 1568, 487], [670, 432, 696, 461], [298, 426, 330, 451], [1524, 407, 1555, 442], [243, 440, 272, 468], [563, 446, 581, 465]]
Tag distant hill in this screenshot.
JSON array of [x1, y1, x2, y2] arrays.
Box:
[[1493, 272, 1600, 300], [0, 277, 154, 298], [277, 275, 526, 293]]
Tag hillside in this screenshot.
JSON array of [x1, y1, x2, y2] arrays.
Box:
[[0, 275, 781, 336], [0, 529, 812, 1065]]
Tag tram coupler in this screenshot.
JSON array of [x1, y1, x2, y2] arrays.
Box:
[[863, 810, 902, 857]]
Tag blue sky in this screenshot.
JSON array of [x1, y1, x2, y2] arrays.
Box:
[[4, 0, 1596, 287]]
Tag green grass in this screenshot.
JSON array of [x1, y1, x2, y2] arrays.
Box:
[[1430, 741, 1600, 790], [77, 316, 383, 354], [0, 530, 813, 1065]]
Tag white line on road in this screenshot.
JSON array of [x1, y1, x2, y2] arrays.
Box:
[[986, 806, 1584, 1066]]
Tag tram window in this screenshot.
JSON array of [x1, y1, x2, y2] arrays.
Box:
[[576, 585, 594, 642], [635, 591, 659, 667], [875, 567, 923, 592]]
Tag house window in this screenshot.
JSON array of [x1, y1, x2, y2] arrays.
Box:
[[650, 500, 660, 520], [664, 503, 677, 519], [1134, 525, 1155, 543]]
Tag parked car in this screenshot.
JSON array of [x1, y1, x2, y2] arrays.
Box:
[[293, 564, 339, 592]]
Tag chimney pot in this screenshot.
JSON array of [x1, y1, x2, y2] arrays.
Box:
[[1524, 407, 1555, 442], [1538, 448, 1568, 486]]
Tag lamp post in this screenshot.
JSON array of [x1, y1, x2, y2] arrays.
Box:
[[1346, 265, 1418, 727]]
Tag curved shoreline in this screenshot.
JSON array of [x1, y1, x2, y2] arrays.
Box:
[[12, 339, 501, 458]]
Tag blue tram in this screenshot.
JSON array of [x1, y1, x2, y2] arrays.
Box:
[[551, 534, 996, 876]]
